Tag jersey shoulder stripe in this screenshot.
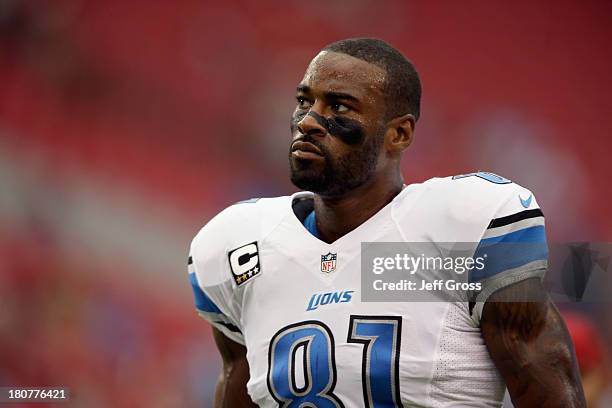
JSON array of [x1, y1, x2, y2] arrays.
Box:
[[189, 272, 221, 314], [189, 270, 245, 342], [488, 208, 544, 229], [473, 211, 547, 283], [481, 225, 546, 244]]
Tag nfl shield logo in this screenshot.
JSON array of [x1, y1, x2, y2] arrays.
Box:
[[320, 252, 337, 273]]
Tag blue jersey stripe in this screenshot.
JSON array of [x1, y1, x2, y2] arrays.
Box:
[[189, 272, 222, 314], [470, 226, 548, 282], [481, 225, 546, 244]]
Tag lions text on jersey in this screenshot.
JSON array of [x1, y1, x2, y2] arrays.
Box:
[[188, 173, 547, 407]]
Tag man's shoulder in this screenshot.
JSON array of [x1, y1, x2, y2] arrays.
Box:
[[190, 194, 293, 262], [409, 171, 532, 207], [393, 172, 540, 240]]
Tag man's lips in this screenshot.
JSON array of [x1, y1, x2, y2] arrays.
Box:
[[291, 141, 324, 160]]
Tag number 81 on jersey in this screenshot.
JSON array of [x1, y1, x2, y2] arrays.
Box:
[[267, 316, 403, 407]]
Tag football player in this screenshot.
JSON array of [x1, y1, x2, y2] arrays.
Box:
[[189, 38, 585, 407]]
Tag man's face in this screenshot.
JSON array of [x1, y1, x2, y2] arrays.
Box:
[[289, 51, 389, 197]]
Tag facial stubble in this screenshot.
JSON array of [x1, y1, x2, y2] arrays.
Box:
[[289, 112, 384, 197]]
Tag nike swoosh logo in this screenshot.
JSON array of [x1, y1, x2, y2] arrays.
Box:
[[519, 194, 532, 208]]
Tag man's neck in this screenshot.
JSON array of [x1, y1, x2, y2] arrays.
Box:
[[313, 174, 403, 244]]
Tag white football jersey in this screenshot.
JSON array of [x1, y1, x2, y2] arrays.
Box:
[[188, 173, 547, 407]]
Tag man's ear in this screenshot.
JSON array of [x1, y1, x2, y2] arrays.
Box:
[[385, 113, 415, 154]]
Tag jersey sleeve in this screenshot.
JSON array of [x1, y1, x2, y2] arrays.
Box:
[[188, 209, 245, 345], [469, 187, 548, 324]]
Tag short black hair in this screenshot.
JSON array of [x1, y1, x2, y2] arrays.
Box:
[[322, 38, 421, 122]]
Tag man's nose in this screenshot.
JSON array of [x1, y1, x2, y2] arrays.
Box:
[[296, 106, 327, 136]]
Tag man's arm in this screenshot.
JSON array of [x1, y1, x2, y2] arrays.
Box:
[[480, 278, 586, 408], [212, 327, 258, 408]]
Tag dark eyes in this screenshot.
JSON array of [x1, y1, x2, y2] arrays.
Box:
[[296, 96, 312, 109], [296, 97, 349, 113], [331, 103, 349, 113]]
